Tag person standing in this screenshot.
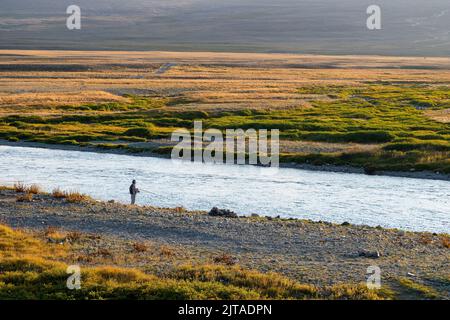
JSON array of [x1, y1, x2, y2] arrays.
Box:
[[129, 180, 140, 205]]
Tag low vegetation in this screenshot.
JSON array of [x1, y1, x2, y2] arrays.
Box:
[[9, 183, 92, 204], [0, 223, 388, 300], [1, 84, 449, 173], [50, 188, 90, 203], [13, 183, 41, 194], [397, 278, 440, 300], [15, 193, 33, 202]]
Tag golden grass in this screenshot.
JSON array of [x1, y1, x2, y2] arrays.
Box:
[[13, 182, 41, 194], [0, 224, 67, 260], [425, 109, 450, 123], [10, 185, 91, 203], [27, 184, 41, 194], [1, 50, 450, 116], [66, 231, 82, 242], [159, 245, 175, 258], [323, 283, 388, 300], [51, 188, 92, 203], [15, 193, 33, 202], [44, 226, 60, 237], [51, 187, 65, 198], [132, 242, 148, 253], [13, 182, 27, 193], [0, 91, 130, 109], [213, 253, 237, 266], [397, 278, 440, 299], [64, 191, 92, 203], [441, 235, 450, 249], [2, 49, 450, 68]]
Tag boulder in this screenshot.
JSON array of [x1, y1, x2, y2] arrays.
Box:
[[208, 207, 238, 218]]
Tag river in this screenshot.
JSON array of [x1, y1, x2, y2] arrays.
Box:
[[0, 145, 449, 233]]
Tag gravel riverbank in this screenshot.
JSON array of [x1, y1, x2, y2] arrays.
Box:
[[0, 188, 448, 298]]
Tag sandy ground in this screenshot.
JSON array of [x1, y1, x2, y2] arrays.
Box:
[[0, 188, 448, 299]]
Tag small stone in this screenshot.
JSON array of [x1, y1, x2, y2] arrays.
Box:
[[341, 221, 351, 226], [358, 250, 381, 259]]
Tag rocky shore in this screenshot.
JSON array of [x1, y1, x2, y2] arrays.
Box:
[[0, 187, 448, 299]]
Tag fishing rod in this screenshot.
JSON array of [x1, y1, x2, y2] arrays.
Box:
[[138, 188, 158, 196]]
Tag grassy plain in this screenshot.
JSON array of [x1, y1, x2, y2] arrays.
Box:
[[0, 50, 449, 174]]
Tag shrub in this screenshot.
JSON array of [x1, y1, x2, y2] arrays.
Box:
[[44, 226, 59, 237], [159, 245, 175, 258], [27, 184, 41, 194], [52, 188, 65, 198], [13, 182, 27, 193], [213, 253, 238, 266], [16, 193, 33, 202], [51, 188, 92, 203], [298, 131, 395, 143], [323, 284, 385, 300], [178, 111, 209, 120], [64, 191, 91, 203], [132, 242, 148, 253], [344, 131, 395, 143], [66, 231, 82, 242], [59, 139, 79, 146], [123, 127, 153, 138], [13, 183, 41, 194], [171, 264, 319, 299], [384, 140, 450, 152], [441, 236, 450, 249], [397, 278, 439, 299]]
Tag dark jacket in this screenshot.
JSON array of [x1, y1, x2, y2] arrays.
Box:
[[129, 184, 138, 195]]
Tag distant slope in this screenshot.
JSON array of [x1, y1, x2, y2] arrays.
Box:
[[0, 0, 449, 56]]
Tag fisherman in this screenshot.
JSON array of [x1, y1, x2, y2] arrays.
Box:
[[129, 180, 140, 205]]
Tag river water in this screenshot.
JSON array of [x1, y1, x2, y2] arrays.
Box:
[[0, 145, 448, 233]]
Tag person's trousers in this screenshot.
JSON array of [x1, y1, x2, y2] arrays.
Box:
[[131, 194, 136, 204]]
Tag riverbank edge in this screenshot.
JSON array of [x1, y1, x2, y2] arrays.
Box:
[[1, 184, 448, 237], [1, 139, 449, 182]]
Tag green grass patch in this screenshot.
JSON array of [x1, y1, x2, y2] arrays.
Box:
[[397, 278, 440, 299], [1, 85, 449, 173]]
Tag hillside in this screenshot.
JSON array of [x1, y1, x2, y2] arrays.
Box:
[[1, 0, 449, 56]]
